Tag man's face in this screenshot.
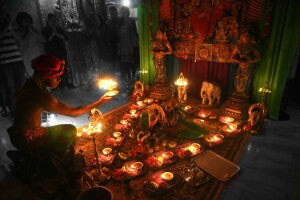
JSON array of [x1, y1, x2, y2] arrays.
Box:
[[46, 76, 61, 89]]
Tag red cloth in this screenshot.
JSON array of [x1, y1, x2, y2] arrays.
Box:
[[180, 59, 230, 95], [31, 54, 64, 79]]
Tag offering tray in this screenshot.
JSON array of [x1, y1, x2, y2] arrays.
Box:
[[176, 162, 209, 187], [192, 150, 240, 181]]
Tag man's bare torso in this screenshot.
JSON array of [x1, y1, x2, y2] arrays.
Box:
[[13, 78, 53, 133]]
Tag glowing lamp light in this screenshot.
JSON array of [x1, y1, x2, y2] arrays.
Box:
[[113, 132, 121, 138], [175, 72, 188, 87], [183, 105, 191, 111], [120, 119, 128, 125], [175, 72, 188, 103], [97, 78, 119, 96], [143, 98, 153, 104], [102, 148, 112, 155], [162, 151, 174, 159], [219, 116, 235, 124], [130, 162, 143, 171], [205, 134, 224, 146], [186, 143, 201, 155], [161, 172, 174, 181], [136, 101, 144, 107]]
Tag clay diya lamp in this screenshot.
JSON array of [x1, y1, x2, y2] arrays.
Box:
[[182, 105, 191, 111], [130, 162, 144, 174], [222, 123, 240, 136], [219, 116, 235, 124], [162, 151, 174, 159], [161, 172, 174, 181], [102, 147, 112, 155], [205, 134, 224, 146], [113, 131, 122, 137], [130, 109, 137, 115], [168, 141, 177, 148], [129, 109, 138, 118], [143, 98, 153, 104], [112, 131, 122, 141], [120, 119, 129, 125], [136, 101, 144, 107], [199, 113, 209, 119], [186, 143, 201, 155]]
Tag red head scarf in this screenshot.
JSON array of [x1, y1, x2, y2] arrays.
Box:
[[31, 54, 64, 79]]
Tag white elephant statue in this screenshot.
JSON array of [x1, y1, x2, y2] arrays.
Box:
[[200, 81, 221, 106]]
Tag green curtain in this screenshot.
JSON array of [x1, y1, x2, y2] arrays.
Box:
[[252, 0, 300, 120], [137, 0, 159, 86]]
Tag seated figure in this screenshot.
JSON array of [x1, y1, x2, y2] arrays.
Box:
[[8, 54, 112, 190]]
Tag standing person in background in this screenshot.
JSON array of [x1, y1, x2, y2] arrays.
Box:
[[106, 6, 120, 75], [42, 13, 70, 88], [118, 6, 138, 85], [14, 12, 46, 77], [83, 13, 103, 87], [0, 13, 26, 118]]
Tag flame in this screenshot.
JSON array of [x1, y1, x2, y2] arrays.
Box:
[[175, 73, 188, 86], [175, 78, 188, 86], [98, 79, 117, 91], [157, 156, 163, 164]]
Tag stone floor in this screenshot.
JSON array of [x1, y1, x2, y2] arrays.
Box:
[[0, 85, 300, 200]]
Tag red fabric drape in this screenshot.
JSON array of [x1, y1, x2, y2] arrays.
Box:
[[180, 59, 230, 96]]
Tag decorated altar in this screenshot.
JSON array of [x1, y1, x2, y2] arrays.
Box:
[[74, 93, 262, 199]]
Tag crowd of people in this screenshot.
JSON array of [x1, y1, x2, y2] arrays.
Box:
[[0, 6, 139, 119]]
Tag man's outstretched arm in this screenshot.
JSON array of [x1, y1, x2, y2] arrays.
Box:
[[45, 94, 112, 117]]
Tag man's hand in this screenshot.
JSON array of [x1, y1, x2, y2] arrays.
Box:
[[98, 95, 112, 104]]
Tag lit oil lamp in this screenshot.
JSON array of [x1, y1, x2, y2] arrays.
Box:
[[161, 172, 174, 181], [81, 122, 103, 135], [120, 119, 128, 125], [130, 109, 137, 115], [219, 116, 235, 124], [136, 101, 144, 107], [102, 148, 112, 155], [175, 72, 188, 103], [222, 123, 240, 136], [143, 98, 153, 104], [162, 151, 174, 159], [76, 131, 82, 137], [225, 123, 237, 132], [113, 131, 122, 137], [98, 78, 119, 97], [186, 143, 201, 155], [129, 109, 138, 118], [198, 111, 210, 119], [182, 105, 191, 111], [205, 134, 224, 146], [130, 162, 143, 173]]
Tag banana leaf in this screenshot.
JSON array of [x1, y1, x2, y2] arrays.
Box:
[[175, 118, 207, 140]]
